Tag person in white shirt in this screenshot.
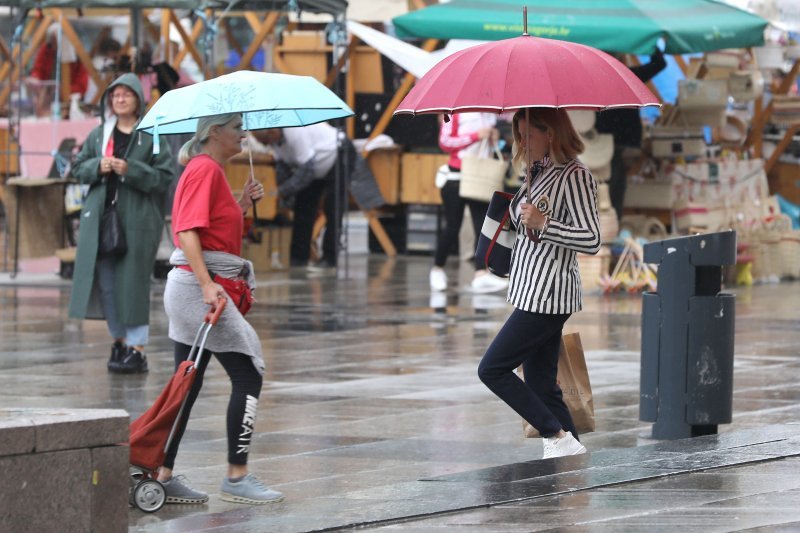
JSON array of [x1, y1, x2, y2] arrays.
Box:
[[477, 107, 600, 459], [252, 123, 342, 269], [431, 112, 509, 294]]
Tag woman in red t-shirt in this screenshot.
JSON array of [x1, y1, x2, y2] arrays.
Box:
[[161, 113, 284, 505]]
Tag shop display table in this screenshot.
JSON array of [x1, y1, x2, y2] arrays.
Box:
[[2, 177, 71, 277]]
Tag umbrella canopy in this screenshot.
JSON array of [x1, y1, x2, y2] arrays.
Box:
[[137, 70, 353, 137], [392, 0, 768, 55], [395, 35, 660, 115]]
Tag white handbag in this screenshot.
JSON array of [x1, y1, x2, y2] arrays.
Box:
[[459, 139, 508, 203], [434, 164, 457, 189]]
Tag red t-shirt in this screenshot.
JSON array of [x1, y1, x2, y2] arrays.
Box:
[[172, 154, 242, 256]]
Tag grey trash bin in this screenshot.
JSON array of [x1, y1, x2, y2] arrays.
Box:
[[639, 230, 737, 439]]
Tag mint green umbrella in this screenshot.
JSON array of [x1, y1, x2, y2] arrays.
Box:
[[137, 70, 353, 154], [393, 0, 768, 55]]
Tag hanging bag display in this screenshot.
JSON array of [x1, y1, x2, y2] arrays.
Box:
[[459, 138, 509, 202], [474, 191, 515, 277]]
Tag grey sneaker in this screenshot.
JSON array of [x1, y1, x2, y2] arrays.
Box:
[[162, 475, 209, 504], [220, 474, 284, 505]]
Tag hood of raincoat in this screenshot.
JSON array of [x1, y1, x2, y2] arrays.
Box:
[[100, 72, 146, 123]]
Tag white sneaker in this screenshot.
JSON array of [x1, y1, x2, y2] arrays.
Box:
[[429, 267, 448, 292], [542, 431, 587, 459], [470, 272, 509, 294], [429, 292, 447, 310]]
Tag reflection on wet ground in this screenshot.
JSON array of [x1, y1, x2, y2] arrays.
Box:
[[0, 255, 798, 531]]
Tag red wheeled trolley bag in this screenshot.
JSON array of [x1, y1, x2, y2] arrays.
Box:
[[128, 298, 226, 512]]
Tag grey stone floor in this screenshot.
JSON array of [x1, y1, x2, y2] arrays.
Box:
[[0, 254, 798, 532]]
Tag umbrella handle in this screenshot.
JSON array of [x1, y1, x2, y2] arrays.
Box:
[[206, 297, 227, 325], [246, 140, 260, 222]]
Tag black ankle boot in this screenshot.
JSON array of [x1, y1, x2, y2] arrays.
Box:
[[114, 346, 149, 374], [107, 341, 126, 371]]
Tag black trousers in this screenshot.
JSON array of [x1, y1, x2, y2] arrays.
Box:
[[288, 141, 354, 266], [163, 342, 263, 469], [434, 180, 490, 270], [609, 145, 627, 222], [478, 308, 577, 439], [290, 179, 329, 265]]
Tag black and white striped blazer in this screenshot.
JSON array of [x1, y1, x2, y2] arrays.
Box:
[[507, 159, 600, 314]]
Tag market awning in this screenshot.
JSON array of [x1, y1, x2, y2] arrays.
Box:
[[392, 0, 769, 55]]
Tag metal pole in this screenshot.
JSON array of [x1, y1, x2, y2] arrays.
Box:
[[5, 11, 27, 274], [330, 14, 348, 276]]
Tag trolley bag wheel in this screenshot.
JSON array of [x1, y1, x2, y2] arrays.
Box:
[[132, 479, 166, 513]]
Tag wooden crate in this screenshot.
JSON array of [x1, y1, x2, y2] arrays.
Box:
[[224, 159, 278, 220], [3, 177, 66, 261], [277, 31, 382, 92], [0, 127, 20, 176], [366, 146, 401, 205], [353, 47, 384, 94], [277, 31, 328, 82], [400, 152, 447, 205], [241, 226, 292, 273]]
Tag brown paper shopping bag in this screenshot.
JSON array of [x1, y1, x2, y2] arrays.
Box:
[[517, 332, 595, 438]]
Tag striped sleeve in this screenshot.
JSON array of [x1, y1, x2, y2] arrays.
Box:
[[542, 166, 601, 255]]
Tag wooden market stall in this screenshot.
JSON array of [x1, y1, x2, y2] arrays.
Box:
[[1, 0, 415, 273]]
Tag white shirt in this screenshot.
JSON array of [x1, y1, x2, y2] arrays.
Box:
[[270, 122, 339, 179]]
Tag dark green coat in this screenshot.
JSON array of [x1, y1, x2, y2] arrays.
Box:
[[68, 73, 175, 325]]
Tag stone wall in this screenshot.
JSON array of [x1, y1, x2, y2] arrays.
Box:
[[0, 408, 129, 533]]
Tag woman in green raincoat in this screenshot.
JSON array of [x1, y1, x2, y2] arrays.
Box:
[[68, 72, 175, 373]]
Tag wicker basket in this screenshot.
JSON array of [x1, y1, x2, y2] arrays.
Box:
[[577, 245, 611, 291], [779, 231, 800, 279], [599, 208, 619, 243]]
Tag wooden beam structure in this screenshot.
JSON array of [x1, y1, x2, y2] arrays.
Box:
[[366, 38, 439, 143], [168, 11, 204, 72], [0, 16, 52, 111], [764, 123, 800, 175], [1, 9, 401, 260], [236, 12, 279, 71]]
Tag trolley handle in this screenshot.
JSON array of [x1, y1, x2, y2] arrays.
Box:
[[206, 297, 227, 325]]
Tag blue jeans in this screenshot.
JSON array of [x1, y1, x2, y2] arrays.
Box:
[[478, 308, 576, 438], [95, 255, 149, 346]]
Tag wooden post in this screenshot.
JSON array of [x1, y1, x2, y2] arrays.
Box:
[[58, 12, 103, 91], [366, 38, 439, 142], [0, 16, 52, 110], [236, 13, 279, 71], [172, 16, 204, 73], [673, 54, 689, 77], [764, 123, 800, 175], [169, 10, 204, 72], [345, 37, 357, 139], [324, 38, 357, 88]]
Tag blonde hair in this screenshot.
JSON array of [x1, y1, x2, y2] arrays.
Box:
[[511, 108, 584, 174], [178, 112, 241, 165]]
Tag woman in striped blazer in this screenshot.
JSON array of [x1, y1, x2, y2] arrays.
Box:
[[478, 107, 600, 459]]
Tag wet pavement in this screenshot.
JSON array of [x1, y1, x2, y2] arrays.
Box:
[[0, 255, 799, 532]]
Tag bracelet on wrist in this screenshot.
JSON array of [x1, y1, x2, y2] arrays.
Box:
[[539, 215, 551, 236]]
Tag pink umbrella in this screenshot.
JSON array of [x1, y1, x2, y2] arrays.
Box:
[[395, 31, 659, 114]]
